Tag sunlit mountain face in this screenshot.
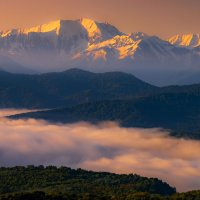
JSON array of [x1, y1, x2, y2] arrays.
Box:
[[168, 34, 200, 49], [0, 18, 200, 86]]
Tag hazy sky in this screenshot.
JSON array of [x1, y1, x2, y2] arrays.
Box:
[[0, 0, 199, 39]]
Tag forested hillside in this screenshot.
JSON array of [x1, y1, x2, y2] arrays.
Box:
[[12, 91, 200, 139], [0, 69, 156, 108], [0, 166, 175, 199]]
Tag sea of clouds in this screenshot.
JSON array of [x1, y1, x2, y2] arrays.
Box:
[[0, 109, 200, 192]]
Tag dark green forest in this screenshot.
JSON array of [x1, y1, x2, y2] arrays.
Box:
[[3, 191, 200, 200], [12, 91, 200, 139], [0, 166, 199, 200]]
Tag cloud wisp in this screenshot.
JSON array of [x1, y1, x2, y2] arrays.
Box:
[[0, 117, 200, 192], [0, 109, 38, 117]]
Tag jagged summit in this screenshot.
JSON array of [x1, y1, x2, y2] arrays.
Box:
[[0, 18, 121, 44], [0, 20, 63, 37], [80, 18, 122, 43], [169, 33, 200, 48], [129, 32, 149, 41], [20, 20, 62, 35]]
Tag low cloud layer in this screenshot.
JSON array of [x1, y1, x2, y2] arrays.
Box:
[[0, 115, 200, 192]]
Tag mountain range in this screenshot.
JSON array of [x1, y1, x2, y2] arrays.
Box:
[[169, 33, 200, 50], [12, 90, 200, 140], [2, 68, 200, 139], [0, 18, 200, 86], [0, 69, 156, 108]]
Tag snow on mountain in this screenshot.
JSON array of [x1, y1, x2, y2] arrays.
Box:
[[80, 18, 122, 44], [0, 18, 122, 71], [74, 35, 137, 61], [129, 32, 149, 41], [168, 34, 200, 49], [74, 34, 199, 72], [0, 18, 121, 52], [0, 19, 200, 85], [0, 19, 87, 53]]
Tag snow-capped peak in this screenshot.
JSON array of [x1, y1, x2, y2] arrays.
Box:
[[22, 20, 62, 35], [80, 18, 102, 43], [0, 20, 62, 37], [80, 18, 121, 44], [128, 32, 149, 41], [0, 18, 121, 45], [168, 33, 200, 49]]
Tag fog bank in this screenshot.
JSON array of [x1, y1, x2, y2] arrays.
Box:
[[0, 116, 200, 192]]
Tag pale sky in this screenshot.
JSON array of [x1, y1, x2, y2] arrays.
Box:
[[0, 0, 199, 38]]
